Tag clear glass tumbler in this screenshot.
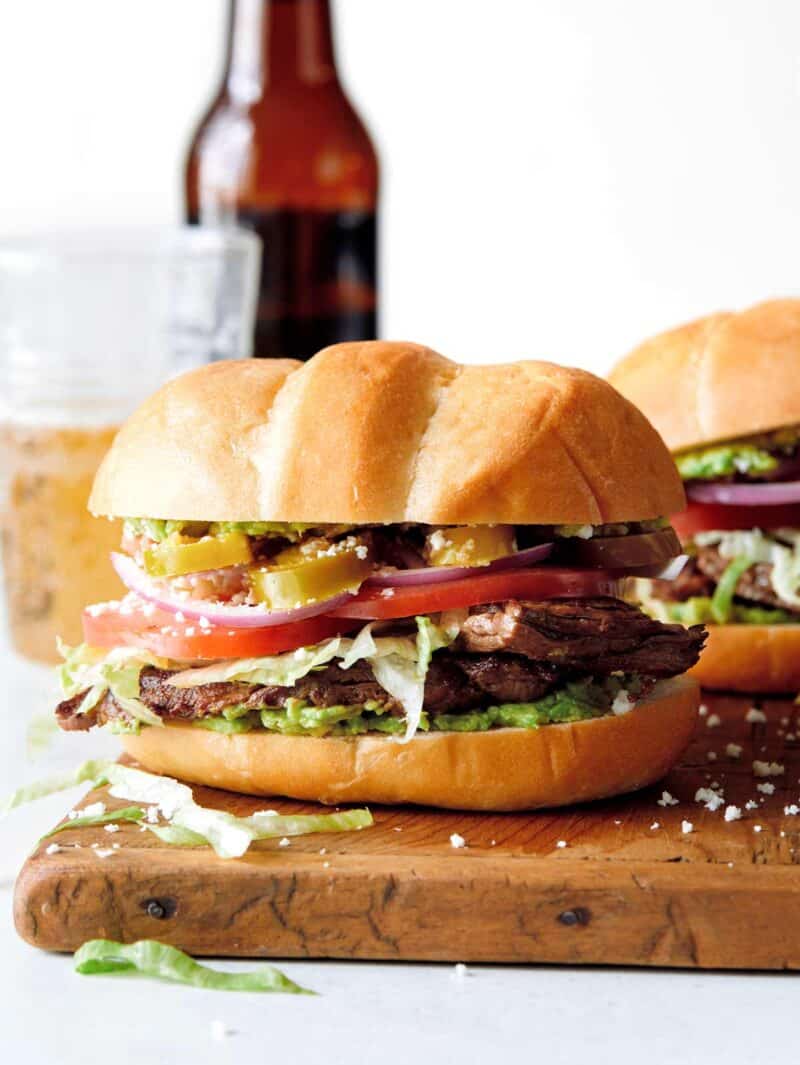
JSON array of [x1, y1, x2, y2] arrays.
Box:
[[0, 226, 261, 663]]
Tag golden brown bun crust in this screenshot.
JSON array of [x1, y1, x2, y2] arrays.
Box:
[[609, 299, 800, 452], [90, 342, 684, 524], [689, 625, 800, 693], [121, 676, 699, 811]]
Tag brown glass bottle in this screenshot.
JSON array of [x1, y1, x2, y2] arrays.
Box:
[[185, 0, 379, 360]]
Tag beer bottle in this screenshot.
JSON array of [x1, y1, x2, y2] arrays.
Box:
[[185, 0, 379, 360]]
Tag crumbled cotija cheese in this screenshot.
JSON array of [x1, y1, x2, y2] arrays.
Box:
[[449, 833, 466, 849], [681, 820, 694, 834], [611, 690, 635, 716], [706, 714, 721, 729], [756, 782, 776, 795], [725, 743, 743, 759], [724, 806, 742, 822], [695, 787, 724, 812], [657, 791, 679, 807], [753, 760, 785, 778], [745, 707, 767, 724]]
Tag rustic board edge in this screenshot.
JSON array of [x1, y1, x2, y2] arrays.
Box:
[[14, 847, 800, 970]]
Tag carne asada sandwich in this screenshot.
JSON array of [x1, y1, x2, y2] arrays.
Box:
[[610, 298, 800, 692], [56, 342, 704, 809]]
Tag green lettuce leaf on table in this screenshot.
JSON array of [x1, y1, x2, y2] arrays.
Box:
[[74, 939, 312, 994]]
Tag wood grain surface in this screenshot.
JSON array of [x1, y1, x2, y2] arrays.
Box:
[[13, 693, 800, 969]]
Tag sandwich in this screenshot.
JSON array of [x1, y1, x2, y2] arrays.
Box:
[[610, 298, 800, 692], [55, 341, 704, 810]]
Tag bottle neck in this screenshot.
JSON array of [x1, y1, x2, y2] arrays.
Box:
[[224, 0, 337, 101]]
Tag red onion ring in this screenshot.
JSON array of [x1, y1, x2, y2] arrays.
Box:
[[687, 481, 800, 506], [364, 542, 554, 587], [110, 552, 356, 629]]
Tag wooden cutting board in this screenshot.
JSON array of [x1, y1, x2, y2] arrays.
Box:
[[13, 693, 800, 970]]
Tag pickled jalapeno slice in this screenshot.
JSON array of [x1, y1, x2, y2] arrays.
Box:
[[250, 539, 373, 609], [425, 525, 516, 568], [144, 531, 253, 578]]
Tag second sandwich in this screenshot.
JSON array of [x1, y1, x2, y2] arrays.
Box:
[[611, 298, 800, 692]]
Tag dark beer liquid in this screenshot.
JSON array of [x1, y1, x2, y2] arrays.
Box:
[[239, 206, 377, 360], [185, 1, 379, 361]]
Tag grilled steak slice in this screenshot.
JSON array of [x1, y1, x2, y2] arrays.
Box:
[[449, 654, 559, 704], [55, 652, 562, 731], [138, 672, 255, 716], [259, 662, 393, 711], [458, 597, 705, 675], [694, 545, 800, 613]]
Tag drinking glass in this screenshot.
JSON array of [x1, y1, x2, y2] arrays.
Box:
[[0, 226, 260, 663]]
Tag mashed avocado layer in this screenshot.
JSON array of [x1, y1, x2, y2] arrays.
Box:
[[675, 443, 777, 481], [191, 675, 648, 737], [675, 425, 800, 481]]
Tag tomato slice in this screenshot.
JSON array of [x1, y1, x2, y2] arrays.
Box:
[[672, 501, 800, 542], [82, 600, 357, 660], [328, 567, 624, 620]]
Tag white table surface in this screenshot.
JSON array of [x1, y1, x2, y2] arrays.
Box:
[[1, 642, 797, 1065]]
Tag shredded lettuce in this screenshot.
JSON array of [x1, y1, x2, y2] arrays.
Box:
[[0, 759, 113, 817], [147, 807, 373, 852], [146, 824, 210, 847], [58, 641, 173, 728], [101, 763, 372, 858], [2, 759, 373, 860], [169, 638, 346, 690], [40, 806, 144, 842], [710, 556, 754, 623], [74, 939, 312, 994]]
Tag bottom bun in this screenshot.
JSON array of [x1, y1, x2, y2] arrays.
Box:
[[121, 675, 699, 811], [689, 624, 800, 693]]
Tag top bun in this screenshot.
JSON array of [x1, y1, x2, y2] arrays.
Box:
[[90, 341, 684, 525], [610, 299, 800, 453]]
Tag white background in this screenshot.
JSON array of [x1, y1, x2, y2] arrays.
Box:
[[3, 5, 800, 1061], [3, 0, 800, 374]]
